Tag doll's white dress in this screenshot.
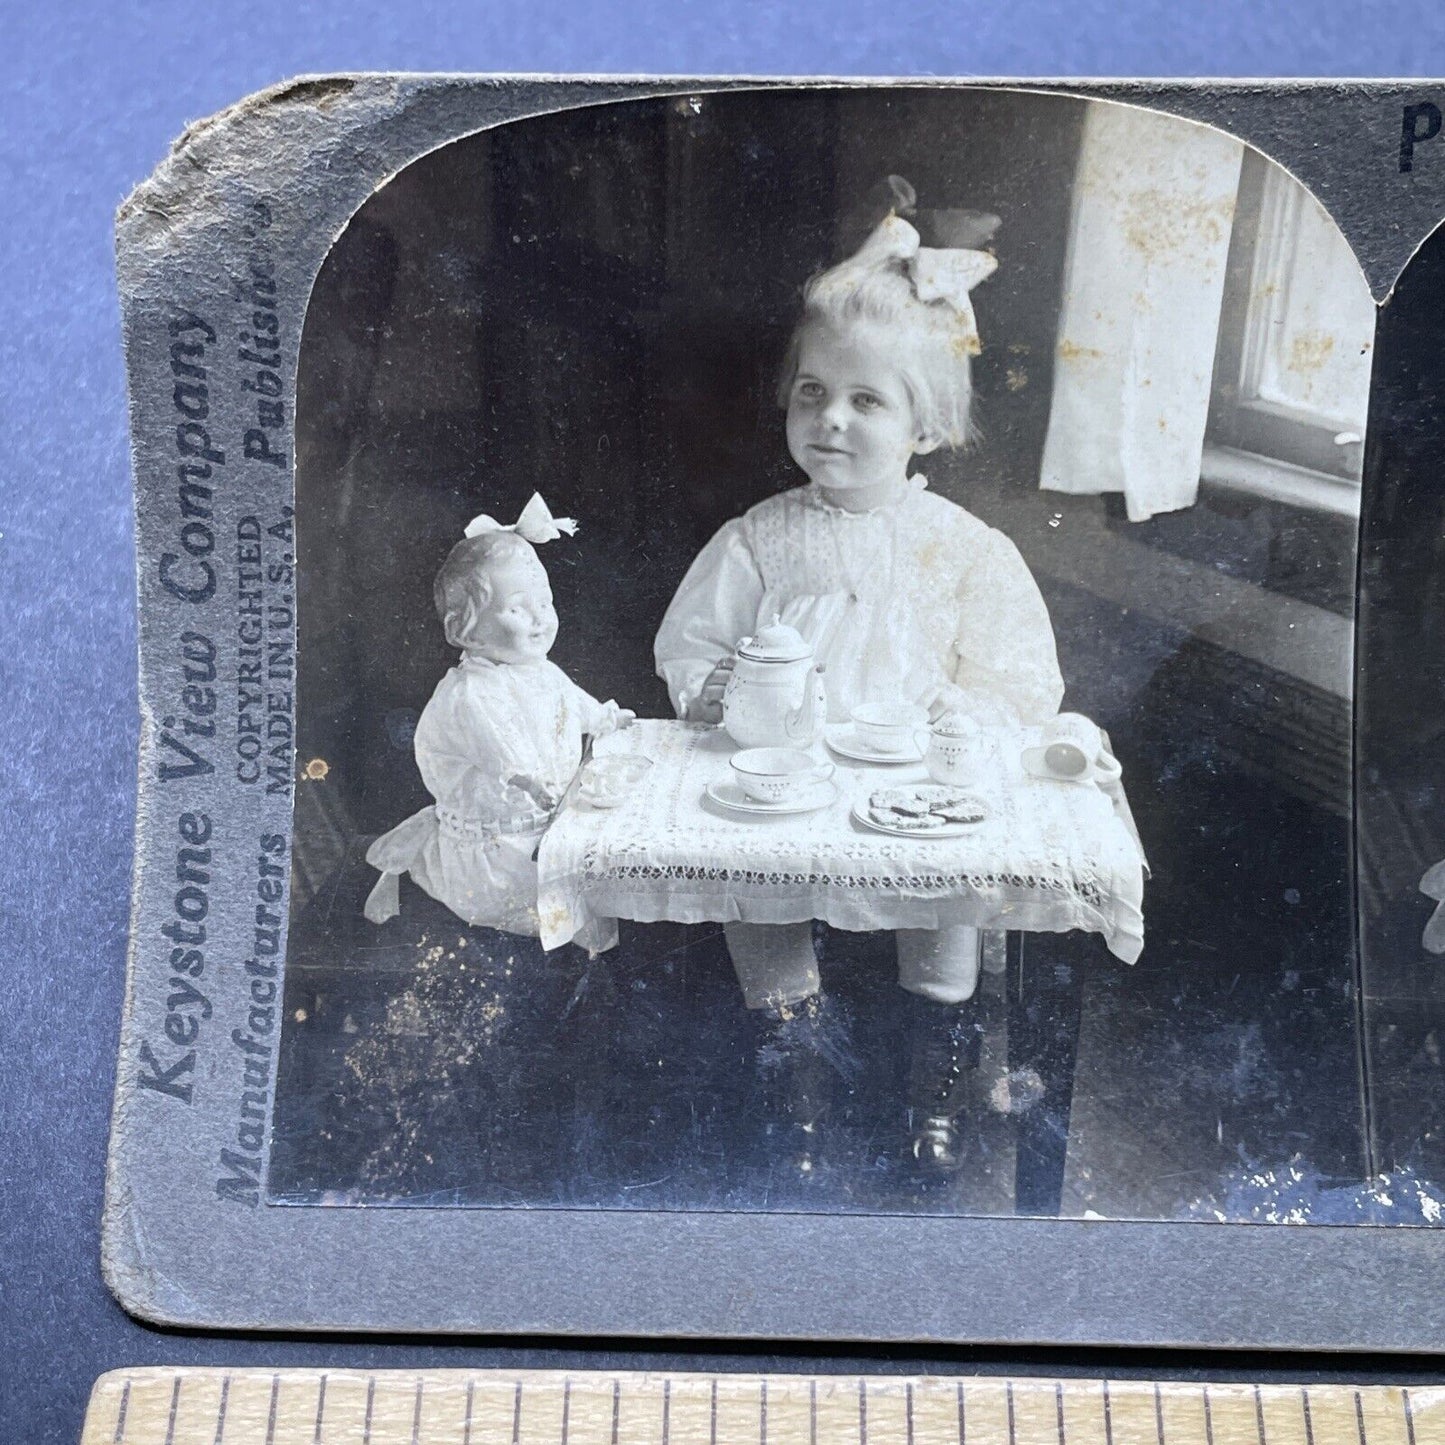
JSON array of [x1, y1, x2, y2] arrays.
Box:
[[654, 476, 1064, 725], [364, 653, 622, 941]]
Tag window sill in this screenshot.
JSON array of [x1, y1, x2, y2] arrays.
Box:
[[1200, 444, 1361, 520]]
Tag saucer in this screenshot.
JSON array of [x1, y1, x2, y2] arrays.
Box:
[[825, 723, 924, 764], [705, 778, 839, 816], [851, 798, 983, 839]]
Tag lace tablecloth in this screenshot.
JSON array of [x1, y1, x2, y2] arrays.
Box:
[[536, 720, 1146, 961]]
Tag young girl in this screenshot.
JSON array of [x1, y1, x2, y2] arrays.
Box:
[[365, 495, 633, 941], [654, 209, 1065, 1170]]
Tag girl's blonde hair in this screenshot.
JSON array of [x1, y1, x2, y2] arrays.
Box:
[[776, 259, 978, 450], [433, 530, 539, 649]]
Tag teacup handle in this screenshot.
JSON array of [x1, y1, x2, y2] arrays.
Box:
[[914, 728, 932, 758], [1093, 751, 1123, 785], [812, 760, 836, 785]]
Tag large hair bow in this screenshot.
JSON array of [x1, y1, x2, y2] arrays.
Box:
[[823, 213, 998, 355], [464, 492, 578, 544]]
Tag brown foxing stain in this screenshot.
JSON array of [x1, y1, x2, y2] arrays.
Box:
[[1057, 338, 1105, 364], [1288, 331, 1335, 373], [1122, 188, 1236, 261], [915, 539, 944, 574], [303, 757, 329, 781], [1005, 367, 1028, 392], [539, 901, 572, 938]]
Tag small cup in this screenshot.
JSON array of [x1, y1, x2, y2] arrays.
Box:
[[730, 747, 834, 805], [1021, 714, 1121, 785], [577, 753, 652, 808], [851, 701, 929, 755]]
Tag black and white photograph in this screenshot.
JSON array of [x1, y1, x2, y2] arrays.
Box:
[[264, 87, 1393, 1226]]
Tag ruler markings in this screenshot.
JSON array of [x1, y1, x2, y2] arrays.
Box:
[[164, 1376, 182, 1445], [213, 1376, 230, 1445], [264, 1373, 279, 1445], [77, 1372, 1445, 1445], [312, 1374, 327, 1445], [112, 1379, 131, 1445]]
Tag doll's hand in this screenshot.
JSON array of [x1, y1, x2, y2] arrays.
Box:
[[692, 657, 736, 724], [507, 773, 560, 812], [611, 708, 637, 732]]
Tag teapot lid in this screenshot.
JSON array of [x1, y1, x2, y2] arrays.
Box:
[[931, 710, 978, 737], [737, 618, 812, 663]]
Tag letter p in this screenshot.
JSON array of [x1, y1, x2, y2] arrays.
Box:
[[1401, 103, 1442, 173]]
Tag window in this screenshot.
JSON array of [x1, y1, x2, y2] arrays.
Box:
[[1204, 151, 1376, 517]]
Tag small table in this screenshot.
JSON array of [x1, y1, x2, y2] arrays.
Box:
[[536, 719, 1145, 1214], [538, 720, 1144, 961]]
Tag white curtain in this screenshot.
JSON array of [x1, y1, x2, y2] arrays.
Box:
[[1040, 103, 1244, 522]]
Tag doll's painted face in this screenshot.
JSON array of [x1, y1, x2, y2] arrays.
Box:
[[467, 552, 558, 664], [785, 318, 927, 501]]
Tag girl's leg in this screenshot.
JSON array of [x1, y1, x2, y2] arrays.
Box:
[[721, 920, 831, 1175], [722, 920, 821, 1010], [895, 925, 981, 1003], [895, 926, 984, 1171]]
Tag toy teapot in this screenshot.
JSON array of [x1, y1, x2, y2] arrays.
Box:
[[721, 618, 827, 751]]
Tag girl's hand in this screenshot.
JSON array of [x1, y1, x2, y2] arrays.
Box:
[[923, 681, 1017, 729], [612, 708, 636, 732], [692, 657, 736, 724]]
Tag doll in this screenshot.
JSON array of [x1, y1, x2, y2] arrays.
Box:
[[654, 208, 1065, 1171], [364, 494, 633, 939]]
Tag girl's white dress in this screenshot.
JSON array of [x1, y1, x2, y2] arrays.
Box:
[[655, 476, 1064, 725], [364, 653, 623, 939]]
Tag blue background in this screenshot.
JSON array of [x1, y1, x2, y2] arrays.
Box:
[[8, 4, 1445, 1441]]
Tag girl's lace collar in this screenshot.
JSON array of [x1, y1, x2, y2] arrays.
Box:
[[803, 474, 927, 517]]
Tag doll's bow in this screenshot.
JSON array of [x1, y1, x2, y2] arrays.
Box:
[[464, 492, 579, 544], [828, 213, 998, 356]]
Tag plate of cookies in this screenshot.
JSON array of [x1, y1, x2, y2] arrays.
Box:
[[853, 784, 989, 838]]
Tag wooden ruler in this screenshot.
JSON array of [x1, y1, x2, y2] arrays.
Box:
[[80, 1369, 1440, 1445]]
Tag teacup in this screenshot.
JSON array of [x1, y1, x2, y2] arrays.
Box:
[[1021, 714, 1122, 785], [577, 753, 652, 808], [851, 701, 929, 755], [730, 747, 834, 805]]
